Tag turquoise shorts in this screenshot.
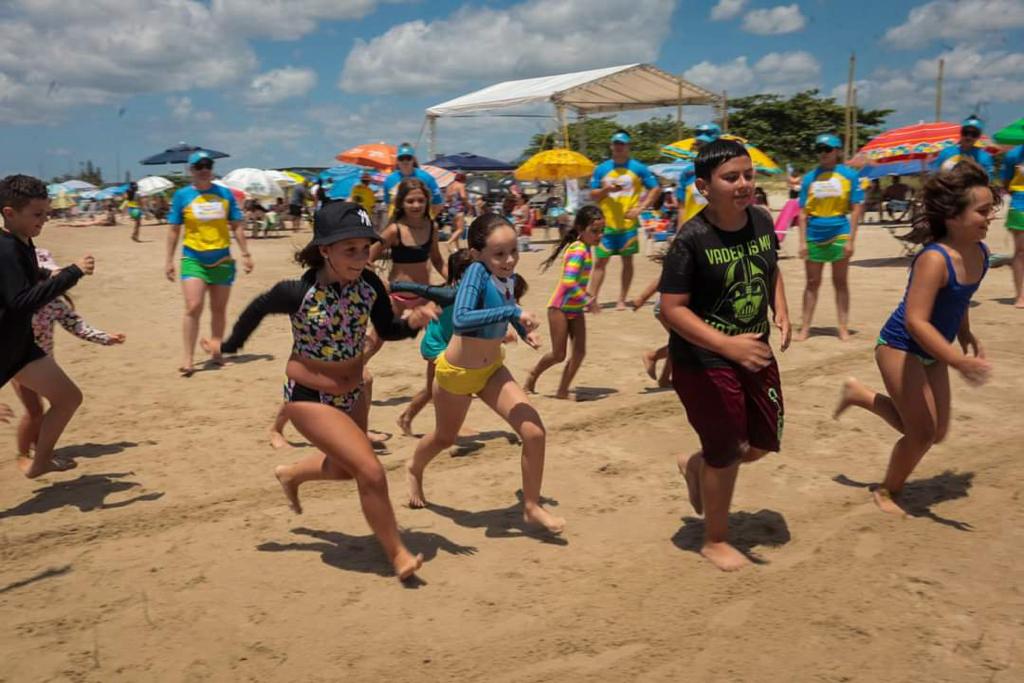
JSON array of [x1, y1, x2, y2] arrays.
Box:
[[595, 228, 638, 258], [181, 256, 236, 286]]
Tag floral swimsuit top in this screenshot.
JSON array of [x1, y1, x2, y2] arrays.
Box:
[[221, 268, 416, 358]]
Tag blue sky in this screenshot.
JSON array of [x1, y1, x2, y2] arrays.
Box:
[[1, 0, 1022, 182]]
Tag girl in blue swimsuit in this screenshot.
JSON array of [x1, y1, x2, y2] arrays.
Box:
[[404, 214, 565, 535], [834, 161, 996, 516]]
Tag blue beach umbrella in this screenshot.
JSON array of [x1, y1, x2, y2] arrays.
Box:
[[140, 142, 228, 165]]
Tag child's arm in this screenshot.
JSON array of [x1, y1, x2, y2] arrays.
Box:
[[53, 299, 123, 345], [390, 281, 457, 307], [770, 269, 792, 351], [429, 233, 448, 281], [660, 294, 772, 371], [452, 262, 527, 337], [220, 279, 306, 354], [0, 261, 84, 316], [366, 270, 433, 340], [368, 225, 397, 262], [904, 251, 990, 382], [956, 308, 985, 359], [632, 275, 660, 310]]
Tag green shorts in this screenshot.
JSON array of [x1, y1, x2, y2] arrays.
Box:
[[181, 256, 236, 286], [807, 234, 849, 263], [595, 227, 639, 258], [1006, 209, 1024, 231]]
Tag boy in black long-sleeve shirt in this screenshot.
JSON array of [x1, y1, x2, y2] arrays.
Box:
[[1, 174, 94, 477]]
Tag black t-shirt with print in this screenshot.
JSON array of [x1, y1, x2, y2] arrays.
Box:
[[658, 207, 778, 368]]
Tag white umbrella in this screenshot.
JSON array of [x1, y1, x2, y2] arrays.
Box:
[[60, 179, 98, 192], [264, 169, 297, 187], [221, 168, 283, 200], [137, 176, 174, 197]]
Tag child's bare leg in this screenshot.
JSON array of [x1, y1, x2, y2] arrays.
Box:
[[207, 285, 231, 364], [833, 376, 903, 430], [700, 455, 749, 571], [797, 260, 824, 341], [832, 259, 851, 340], [406, 384, 472, 508], [556, 317, 586, 399], [677, 451, 703, 514], [398, 360, 435, 436], [269, 403, 290, 449], [524, 308, 568, 394], [478, 367, 564, 534], [11, 381, 44, 456], [656, 346, 672, 387], [872, 346, 943, 515], [13, 357, 82, 478], [273, 449, 352, 514], [180, 279, 206, 373], [287, 402, 422, 579]]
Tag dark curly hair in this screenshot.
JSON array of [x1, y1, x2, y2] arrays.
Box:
[[905, 159, 1001, 243], [0, 174, 48, 211]]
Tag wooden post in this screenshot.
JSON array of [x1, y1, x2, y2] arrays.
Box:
[[577, 110, 587, 156], [851, 87, 858, 157], [844, 53, 856, 158], [427, 116, 437, 161], [676, 81, 684, 140], [935, 58, 945, 122], [721, 91, 729, 132], [556, 103, 569, 148]]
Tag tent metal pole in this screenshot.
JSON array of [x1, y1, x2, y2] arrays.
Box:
[[556, 103, 569, 148], [428, 116, 437, 160], [577, 109, 587, 155]]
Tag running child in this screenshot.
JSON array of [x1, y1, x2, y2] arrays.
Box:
[[523, 205, 603, 399], [633, 274, 672, 388], [0, 174, 95, 478], [405, 213, 565, 535], [13, 248, 125, 468], [209, 201, 436, 580], [658, 140, 791, 571], [834, 160, 995, 516], [123, 182, 142, 242]]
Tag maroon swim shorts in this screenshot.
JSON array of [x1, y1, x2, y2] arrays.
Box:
[[671, 358, 784, 468]]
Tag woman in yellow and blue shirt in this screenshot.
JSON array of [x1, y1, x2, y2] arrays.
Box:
[[164, 150, 253, 376], [1002, 143, 1024, 306], [797, 133, 864, 341]]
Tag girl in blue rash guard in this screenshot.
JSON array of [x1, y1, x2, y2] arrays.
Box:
[[209, 202, 436, 581], [404, 214, 566, 535]]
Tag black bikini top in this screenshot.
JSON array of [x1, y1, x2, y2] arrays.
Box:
[[390, 222, 433, 264]]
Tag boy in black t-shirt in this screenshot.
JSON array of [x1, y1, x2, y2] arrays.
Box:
[[658, 140, 792, 571]]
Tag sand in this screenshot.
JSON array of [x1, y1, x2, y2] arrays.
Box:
[[1, 205, 1022, 682]]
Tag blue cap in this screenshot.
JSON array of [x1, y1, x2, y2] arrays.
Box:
[[396, 143, 416, 159], [961, 116, 984, 132], [815, 133, 842, 149], [188, 150, 213, 166], [611, 132, 631, 144], [695, 122, 722, 144]]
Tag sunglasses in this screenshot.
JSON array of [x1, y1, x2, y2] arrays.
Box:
[[397, 155, 413, 161], [192, 161, 213, 170], [960, 128, 981, 138], [815, 146, 835, 153]]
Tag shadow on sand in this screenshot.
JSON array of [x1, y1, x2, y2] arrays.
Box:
[[0, 472, 164, 519], [672, 509, 791, 564], [0, 565, 72, 594], [833, 470, 974, 531], [423, 491, 568, 546]]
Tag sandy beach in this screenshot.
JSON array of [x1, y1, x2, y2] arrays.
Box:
[[1, 206, 1022, 682]]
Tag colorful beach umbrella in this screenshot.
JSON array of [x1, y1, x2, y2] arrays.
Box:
[[428, 152, 515, 172], [336, 143, 396, 171], [649, 162, 695, 182], [514, 149, 595, 181], [141, 142, 228, 165], [993, 117, 1024, 146], [213, 180, 248, 203], [60, 179, 99, 192], [857, 122, 998, 162], [264, 170, 298, 187], [661, 134, 781, 174], [421, 164, 456, 189], [220, 168, 284, 200]]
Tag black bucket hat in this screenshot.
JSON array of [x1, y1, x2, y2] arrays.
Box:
[[311, 200, 379, 246]]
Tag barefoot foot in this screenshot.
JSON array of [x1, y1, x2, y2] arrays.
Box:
[[642, 351, 657, 380], [615, 301, 627, 312], [678, 452, 703, 515], [1015, 298, 1024, 309], [833, 377, 867, 420], [523, 372, 537, 395], [275, 466, 302, 514], [794, 328, 810, 342], [18, 454, 76, 478], [269, 430, 291, 449], [406, 464, 427, 509], [872, 487, 906, 517], [701, 541, 751, 571], [392, 550, 424, 580], [838, 327, 851, 341], [396, 413, 414, 437], [523, 505, 565, 535], [554, 391, 573, 401]]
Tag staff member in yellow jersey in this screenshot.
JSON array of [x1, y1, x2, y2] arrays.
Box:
[[796, 133, 864, 341], [350, 171, 377, 217], [164, 151, 253, 376], [588, 130, 661, 311]]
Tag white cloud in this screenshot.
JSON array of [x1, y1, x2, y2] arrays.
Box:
[[338, 0, 676, 94], [742, 4, 806, 34], [884, 0, 1024, 49], [0, 0, 256, 124], [212, 0, 397, 40], [244, 67, 317, 106], [911, 44, 1024, 81], [166, 95, 213, 122], [710, 0, 747, 21], [684, 51, 820, 95]]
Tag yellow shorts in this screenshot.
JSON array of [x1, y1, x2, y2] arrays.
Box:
[[434, 349, 504, 396]]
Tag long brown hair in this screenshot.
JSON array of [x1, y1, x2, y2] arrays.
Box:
[[904, 159, 1000, 243]]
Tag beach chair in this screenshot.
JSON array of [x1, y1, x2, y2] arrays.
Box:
[[640, 210, 673, 256]]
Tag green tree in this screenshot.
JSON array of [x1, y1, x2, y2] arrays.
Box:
[[726, 90, 891, 170], [80, 160, 104, 187]]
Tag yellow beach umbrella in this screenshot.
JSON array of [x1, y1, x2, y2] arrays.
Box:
[[514, 149, 595, 181], [282, 170, 308, 185], [662, 134, 781, 174], [50, 189, 75, 210]]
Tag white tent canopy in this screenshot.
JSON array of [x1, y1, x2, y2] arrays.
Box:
[[424, 63, 722, 157]]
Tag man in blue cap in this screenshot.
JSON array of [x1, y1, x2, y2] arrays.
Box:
[[674, 122, 721, 228], [588, 129, 661, 310], [796, 133, 863, 342], [383, 142, 443, 216], [165, 150, 253, 375], [933, 115, 994, 178]]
